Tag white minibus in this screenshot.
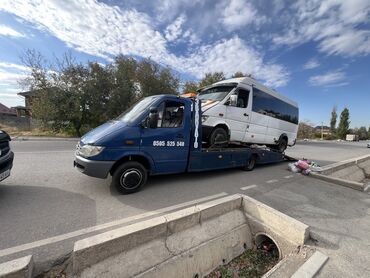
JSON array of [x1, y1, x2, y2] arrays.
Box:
[[199, 77, 299, 152]]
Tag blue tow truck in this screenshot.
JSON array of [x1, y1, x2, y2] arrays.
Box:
[[74, 95, 286, 194]]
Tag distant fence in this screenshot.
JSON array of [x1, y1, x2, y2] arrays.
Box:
[[0, 115, 43, 130]]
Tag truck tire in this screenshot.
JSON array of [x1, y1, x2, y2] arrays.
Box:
[[209, 127, 228, 147], [112, 161, 147, 194], [243, 155, 257, 171]]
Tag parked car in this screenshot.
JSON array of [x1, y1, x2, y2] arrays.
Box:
[[198, 77, 299, 152], [367, 141, 370, 148], [0, 130, 14, 182]]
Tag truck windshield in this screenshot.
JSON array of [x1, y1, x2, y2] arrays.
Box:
[[116, 96, 156, 122], [198, 85, 236, 102]]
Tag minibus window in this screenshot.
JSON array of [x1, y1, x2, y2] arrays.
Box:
[[198, 85, 236, 102]]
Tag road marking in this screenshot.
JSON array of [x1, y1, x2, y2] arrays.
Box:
[[0, 192, 228, 258], [266, 179, 279, 184], [240, 185, 257, 191], [284, 175, 294, 179]]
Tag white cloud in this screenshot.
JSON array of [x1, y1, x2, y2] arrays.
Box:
[[220, 0, 263, 31], [165, 14, 186, 42], [0, 0, 289, 88], [180, 37, 289, 87], [273, 0, 370, 56], [303, 58, 320, 70], [309, 70, 346, 86], [0, 62, 31, 72], [0, 24, 25, 37]]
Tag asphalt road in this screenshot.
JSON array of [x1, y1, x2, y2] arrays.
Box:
[[1, 139, 370, 276]]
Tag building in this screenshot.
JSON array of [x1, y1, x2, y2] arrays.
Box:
[[0, 103, 17, 117], [16, 90, 36, 117], [314, 125, 332, 136]]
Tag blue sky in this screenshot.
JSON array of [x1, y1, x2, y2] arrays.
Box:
[[0, 0, 369, 127]]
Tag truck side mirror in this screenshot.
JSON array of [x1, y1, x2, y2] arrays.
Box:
[[229, 94, 237, 106], [148, 107, 158, 129]]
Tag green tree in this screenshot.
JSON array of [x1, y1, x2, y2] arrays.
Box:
[[182, 81, 199, 93], [198, 72, 225, 88], [337, 108, 350, 139], [136, 59, 179, 97], [231, 71, 245, 78], [330, 106, 337, 136], [357, 126, 368, 140]]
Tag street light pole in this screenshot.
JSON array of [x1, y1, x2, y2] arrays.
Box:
[[321, 122, 324, 140]]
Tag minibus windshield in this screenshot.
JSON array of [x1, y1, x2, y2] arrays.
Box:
[[198, 85, 236, 102], [116, 96, 156, 122]]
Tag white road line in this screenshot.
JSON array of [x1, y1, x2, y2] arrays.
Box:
[[0, 192, 228, 258], [266, 179, 279, 184], [284, 175, 294, 179], [240, 185, 257, 191]]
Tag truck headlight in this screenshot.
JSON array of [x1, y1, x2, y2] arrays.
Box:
[[77, 145, 104, 158], [201, 115, 209, 123]]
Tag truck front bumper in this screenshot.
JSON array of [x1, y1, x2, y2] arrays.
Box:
[[74, 155, 115, 179]]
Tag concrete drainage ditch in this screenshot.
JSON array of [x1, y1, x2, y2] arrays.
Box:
[[0, 194, 328, 278], [311, 154, 370, 192]]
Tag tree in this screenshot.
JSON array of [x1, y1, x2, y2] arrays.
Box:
[[337, 108, 350, 139], [297, 121, 316, 139], [330, 106, 337, 135], [198, 72, 225, 88], [357, 126, 368, 140], [231, 71, 245, 78], [182, 81, 199, 93]]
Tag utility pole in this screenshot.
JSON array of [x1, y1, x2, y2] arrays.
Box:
[[321, 122, 324, 140]]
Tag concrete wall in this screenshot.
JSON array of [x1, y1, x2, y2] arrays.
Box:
[[312, 155, 370, 191], [73, 194, 309, 278], [0, 115, 31, 130], [0, 194, 310, 278]]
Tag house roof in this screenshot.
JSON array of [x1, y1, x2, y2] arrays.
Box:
[[18, 90, 35, 97], [0, 103, 17, 115], [315, 126, 331, 130]]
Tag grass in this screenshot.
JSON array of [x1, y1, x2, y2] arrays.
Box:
[[0, 125, 75, 138], [205, 248, 278, 278]]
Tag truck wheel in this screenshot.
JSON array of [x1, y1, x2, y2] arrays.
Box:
[[243, 155, 257, 171], [209, 127, 228, 147], [112, 162, 147, 194]]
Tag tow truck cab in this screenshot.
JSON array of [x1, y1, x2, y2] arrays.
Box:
[[74, 94, 284, 194]]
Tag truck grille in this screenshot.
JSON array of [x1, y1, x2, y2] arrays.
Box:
[[0, 141, 9, 157]]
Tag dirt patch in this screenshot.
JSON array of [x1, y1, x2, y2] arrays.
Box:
[[205, 248, 278, 278]]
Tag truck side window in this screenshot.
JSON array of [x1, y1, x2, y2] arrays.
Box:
[[236, 89, 249, 108], [157, 101, 185, 128]]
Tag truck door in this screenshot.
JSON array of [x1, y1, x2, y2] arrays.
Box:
[[140, 99, 191, 174], [225, 88, 251, 142]]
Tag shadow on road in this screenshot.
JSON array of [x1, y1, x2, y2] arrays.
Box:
[[0, 185, 97, 250]]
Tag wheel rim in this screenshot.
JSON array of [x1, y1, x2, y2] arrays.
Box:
[[120, 168, 142, 189]]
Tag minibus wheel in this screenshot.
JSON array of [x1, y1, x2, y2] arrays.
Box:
[[277, 137, 287, 153], [209, 127, 228, 147], [112, 161, 147, 194]]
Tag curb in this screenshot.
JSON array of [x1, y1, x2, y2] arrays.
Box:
[[0, 255, 33, 278], [11, 137, 80, 142], [310, 172, 364, 191], [291, 251, 328, 278]]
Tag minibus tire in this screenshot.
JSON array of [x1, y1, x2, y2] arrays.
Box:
[[112, 161, 147, 194], [277, 138, 287, 153], [243, 155, 256, 171], [209, 127, 228, 147]]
